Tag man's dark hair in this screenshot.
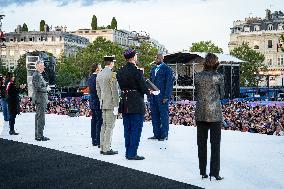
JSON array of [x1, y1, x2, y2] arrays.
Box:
[[104, 61, 113, 66], [91, 63, 99, 73], [204, 53, 219, 71]]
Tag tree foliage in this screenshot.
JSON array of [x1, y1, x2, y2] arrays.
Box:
[[135, 42, 158, 78], [14, 54, 27, 88], [111, 17, 117, 30], [55, 37, 158, 87], [189, 40, 223, 53], [22, 23, 28, 32], [56, 55, 82, 88], [0, 59, 9, 76], [40, 20, 45, 32], [230, 43, 266, 87], [91, 15, 98, 30]]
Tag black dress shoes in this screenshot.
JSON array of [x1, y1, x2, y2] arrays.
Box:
[[102, 149, 118, 155], [126, 155, 145, 160], [209, 175, 224, 181], [9, 131, 19, 135], [158, 137, 168, 141], [35, 137, 50, 141], [201, 174, 208, 179], [148, 136, 158, 140]]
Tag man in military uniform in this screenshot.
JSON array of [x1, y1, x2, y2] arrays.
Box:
[[117, 48, 151, 160], [32, 60, 50, 141], [148, 53, 173, 141], [96, 56, 119, 155]]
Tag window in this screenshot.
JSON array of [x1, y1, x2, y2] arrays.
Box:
[[29, 37, 33, 41], [268, 40, 273, 48], [244, 26, 250, 32], [266, 56, 273, 66], [278, 55, 284, 66], [254, 25, 260, 31], [254, 45, 259, 49], [267, 24, 273, 30]]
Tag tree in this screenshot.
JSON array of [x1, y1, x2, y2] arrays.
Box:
[[189, 40, 223, 53], [91, 15, 98, 30], [134, 42, 158, 78], [22, 23, 28, 32], [13, 54, 27, 88], [40, 20, 45, 32], [56, 55, 82, 87], [0, 59, 9, 76], [111, 17, 117, 30], [230, 43, 266, 87]]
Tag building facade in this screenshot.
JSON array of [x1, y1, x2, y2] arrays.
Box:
[[70, 29, 168, 54], [0, 28, 89, 71], [229, 9, 284, 86]]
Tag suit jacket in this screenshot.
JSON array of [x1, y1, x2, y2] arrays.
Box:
[[149, 63, 174, 102], [195, 71, 224, 122], [88, 73, 100, 110], [117, 62, 149, 114], [96, 67, 119, 110], [32, 70, 48, 105]]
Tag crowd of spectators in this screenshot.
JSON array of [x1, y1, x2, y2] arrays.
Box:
[[4, 96, 284, 136]]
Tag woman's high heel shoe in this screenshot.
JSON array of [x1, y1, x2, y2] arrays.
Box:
[[209, 175, 224, 181], [202, 174, 208, 179]]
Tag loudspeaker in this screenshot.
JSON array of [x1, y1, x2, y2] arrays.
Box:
[[217, 64, 240, 99]]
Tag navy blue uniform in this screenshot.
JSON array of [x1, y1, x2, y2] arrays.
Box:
[[149, 63, 173, 140], [88, 73, 103, 146], [117, 62, 149, 159]]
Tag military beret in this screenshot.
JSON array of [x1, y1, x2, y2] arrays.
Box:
[[104, 55, 116, 62], [123, 48, 136, 59]]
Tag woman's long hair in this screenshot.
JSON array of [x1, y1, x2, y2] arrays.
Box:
[[203, 53, 219, 71]]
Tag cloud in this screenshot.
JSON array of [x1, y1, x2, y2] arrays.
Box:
[[0, 0, 38, 7], [0, 0, 151, 7]]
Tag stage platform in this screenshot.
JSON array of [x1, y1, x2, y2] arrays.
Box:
[[1, 113, 283, 189]]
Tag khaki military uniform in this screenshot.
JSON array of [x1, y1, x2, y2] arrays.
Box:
[[96, 67, 120, 152]]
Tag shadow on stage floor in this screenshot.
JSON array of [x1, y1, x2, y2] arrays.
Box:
[[0, 138, 203, 189]]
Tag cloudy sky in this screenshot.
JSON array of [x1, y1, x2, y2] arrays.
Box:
[[0, 0, 283, 53]]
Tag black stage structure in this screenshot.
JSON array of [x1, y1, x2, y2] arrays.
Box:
[[164, 52, 244, 100]]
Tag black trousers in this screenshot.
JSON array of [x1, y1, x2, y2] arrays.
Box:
[[196, 121, 221, 176], [91, 109, 103, 145], [9, 115, 16, 132]]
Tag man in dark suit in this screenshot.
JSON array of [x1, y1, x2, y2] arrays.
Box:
[[148, 53, 173, 141], [88, 63, 102, 147], [117, 48, 150, 160]]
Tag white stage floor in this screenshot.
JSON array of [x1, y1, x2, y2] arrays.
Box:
[[1, 113, 283, 189]]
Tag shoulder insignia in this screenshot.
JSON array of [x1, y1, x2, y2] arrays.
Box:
[[110, 72, 117, 85]]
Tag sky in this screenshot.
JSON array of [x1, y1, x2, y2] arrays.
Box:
[[0, 0, 284, 53]]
